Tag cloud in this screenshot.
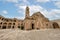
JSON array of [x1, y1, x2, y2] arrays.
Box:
[[51, 0, 60, 1], [54, 1, 60, 8], [16, 5, 49, 19], [36, 0, 50, 3], [1, 0, 59, 20], [29, 6, 60, 20], [15, 16, 24, 19], [0, 0, 29, 4], [48, 9, 60, 20], [2, 10, 8, 14], [19, 0, 27, 2]]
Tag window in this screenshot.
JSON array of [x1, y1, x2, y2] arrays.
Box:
[[8, 26, 11, 29], [21, 26, 24, 30], [14, 20, 16, 22], [0, 22, 2, 24], [4, 23, 7, 24], [31, 24, 34, 29], [9, 23, 12, 25], [12, 26, 14, 28], [2, 18, 4, 20], [2, 26, 6, 29], [13, 23, 15, 25], [18, 26, 20, 28], [53, 22, 59, 28]]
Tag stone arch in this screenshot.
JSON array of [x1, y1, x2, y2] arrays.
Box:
[[2, 26, 6, 29], [12, 26, 14, 29], [18, 26, 20, 28], [21, 25, 24, 30], [53, 22, 59, 28], [8, 26, 11, 29]]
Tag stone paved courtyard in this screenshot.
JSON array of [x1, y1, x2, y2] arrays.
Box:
[[0, 29, 60, 40]]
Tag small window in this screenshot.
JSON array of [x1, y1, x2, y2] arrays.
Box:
[[0, 22, 2, 24], [4, 23, 7, 24], [21, 26, 24, 30], [14, 20, 16, 22], [18, 26, 20, 28], [9, 23, 12, 25], [12, 26, 14, 28], [13, 23, 15, 25], [8, 26, 11, 29], [2, 18, 3, 20]]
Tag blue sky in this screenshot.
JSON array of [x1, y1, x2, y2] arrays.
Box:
[[0, 0, 60, 20]]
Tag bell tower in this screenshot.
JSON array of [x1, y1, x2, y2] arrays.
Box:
[[25, 6, 30, 18]]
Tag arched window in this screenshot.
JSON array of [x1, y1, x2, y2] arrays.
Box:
[[0, 22, 2, 24], [8, 26, 11, 29], [13, 23, 15, 25], [12, 26, 14, 29], [21, 25, 24, 30], [2, 26, 6, 29], [18, 26, 20, 28], [53, 22, 59, 28]]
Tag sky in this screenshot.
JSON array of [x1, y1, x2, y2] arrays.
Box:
[[0, 0, 60, 20]]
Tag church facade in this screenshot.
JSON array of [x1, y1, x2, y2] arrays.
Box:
[[0, 6, 59, 30]]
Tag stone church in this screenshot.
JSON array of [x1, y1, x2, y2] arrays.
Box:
[[0, 6, 59, 30]]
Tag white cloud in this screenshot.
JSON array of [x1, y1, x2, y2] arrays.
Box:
[[51, 0, 60, 1], [29, 6, 60, 20], [17, 5, 49, 18], [0, 0, 29, 3], [7, 0, 18, 3], [15, 16, 24, 19], [2, 10, 8, 14], [50, 9, 60, 14], [36, 0, 50, 3], [54, 1, 60, 8], [15, 3, 60, 20], [48, 9, 60, 20], [19, 0, 27, 2], [29, 5, 48, 16]]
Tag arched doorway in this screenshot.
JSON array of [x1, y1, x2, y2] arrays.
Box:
[[53, 22, 59, 28], [8, 26, 11, 29], [21, 25, 24, 30], [2, 26, 6, 29], [18, 26, 20, 29], [12, 26, 14, 29], [0, 26, 1, 29], [31, 23, 34, 29]]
